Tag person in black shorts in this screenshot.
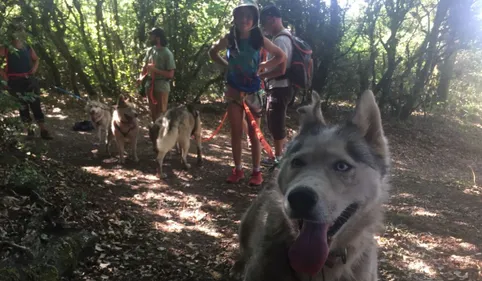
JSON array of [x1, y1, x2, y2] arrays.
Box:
[[0, 18, 53, 139], [259, 4, 292, 164]]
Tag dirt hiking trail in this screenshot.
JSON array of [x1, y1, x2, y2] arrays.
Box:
[[6, 95, 482, 281]]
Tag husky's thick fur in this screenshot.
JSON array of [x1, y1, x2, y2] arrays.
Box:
[[231, 90, 390, 281], [84, 98, 112, 152], [110, 95, 139, 163], [148, 104, 203, 179]]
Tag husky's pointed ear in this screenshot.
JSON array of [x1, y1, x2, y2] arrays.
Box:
[[352, 90, 389, 159], [296, 91, 326, 133]]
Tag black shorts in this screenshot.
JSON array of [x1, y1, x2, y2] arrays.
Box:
[[8, 77, 45, 123], [266, 87, 293, 140]]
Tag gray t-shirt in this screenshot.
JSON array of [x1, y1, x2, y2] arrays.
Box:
[[267, 29, 293, 89]]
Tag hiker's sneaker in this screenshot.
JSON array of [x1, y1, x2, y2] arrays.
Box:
[[248, 171, 263, 186], [261, 157, 275, 166], [40, 129, 53, 140], [226, 168, 245, 183]]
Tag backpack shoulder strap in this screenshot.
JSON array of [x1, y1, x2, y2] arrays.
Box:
[[273, 30, 293, 43]]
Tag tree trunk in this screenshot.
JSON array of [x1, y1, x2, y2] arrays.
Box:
[[312, 0, 341, 92], [33, 44, 61, 87], [436, 0, 472, 103], [95, 0, 110, 88], [400, 0, 451, 120], [436, 48, 457, 103], [375, 0, 410, 111], [19, 0, 97, 96], [27, 13, 62, 87], [72, 0, 110, 94]]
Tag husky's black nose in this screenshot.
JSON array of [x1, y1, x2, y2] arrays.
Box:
[[288, 187, 318, 217]]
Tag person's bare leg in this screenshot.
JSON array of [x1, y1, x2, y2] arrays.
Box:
[[274, 138, 285, 158], [228, 103, 244, 168], [160, 91, 169, 114], [149, 100, 158, 122], [243, 119, 248, 136], [247, 116, 261, 168], [243, 118, 250, 147]]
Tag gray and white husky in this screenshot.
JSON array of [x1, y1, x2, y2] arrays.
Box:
[[84, 97, 112, 152], [148, 104, 203, 179], [231, 90, 391, 281]]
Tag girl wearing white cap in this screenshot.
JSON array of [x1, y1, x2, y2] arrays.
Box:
[[209, 0, 286, 186]]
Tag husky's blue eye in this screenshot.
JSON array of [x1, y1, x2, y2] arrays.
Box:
[[291, 158, 306, 168], [334, 161, 352, 172]]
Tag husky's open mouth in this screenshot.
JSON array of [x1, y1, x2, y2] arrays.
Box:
[[288, 203, 359, 276]]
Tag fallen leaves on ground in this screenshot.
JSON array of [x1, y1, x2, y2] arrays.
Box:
[[1, 97, 481, 281]]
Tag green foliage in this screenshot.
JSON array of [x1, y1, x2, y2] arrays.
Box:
[[444, 49, 482, 120], [0, 0, 480, 119], [4, 160, 47, 189]]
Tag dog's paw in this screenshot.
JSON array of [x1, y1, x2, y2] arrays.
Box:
[[160, 173, 168, 179], [184, 163, 191, 170]]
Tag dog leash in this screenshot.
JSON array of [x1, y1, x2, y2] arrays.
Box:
[[241, 96, 275, 160], [196, 96, 276, 160], [138, 72, 158, 105], [201, 111, 228, 142], [53, 86, 85, 101]]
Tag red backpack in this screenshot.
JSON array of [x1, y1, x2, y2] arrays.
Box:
[[275, 32, 313, 90]]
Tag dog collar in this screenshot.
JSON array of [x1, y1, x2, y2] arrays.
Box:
[[114, 121, 134, 137], [327, 203, 359, 237]]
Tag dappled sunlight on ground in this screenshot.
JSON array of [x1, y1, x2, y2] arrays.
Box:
[[463, 184, 481, 196], [5, 96, 480, 280], [154, 220, 224, 238], [378, 224, 481, 281], [45, 113, 69, 120], [410, 207, 438, 217]]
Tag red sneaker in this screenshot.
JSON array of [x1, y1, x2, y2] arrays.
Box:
[[226, 168, 245, 183], [248, 171, 263, 186]]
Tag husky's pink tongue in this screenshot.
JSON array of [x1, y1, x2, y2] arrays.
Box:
[[288, 221, 330, 276]]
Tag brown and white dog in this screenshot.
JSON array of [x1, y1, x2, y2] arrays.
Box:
[[109, 95, 139, 164]]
